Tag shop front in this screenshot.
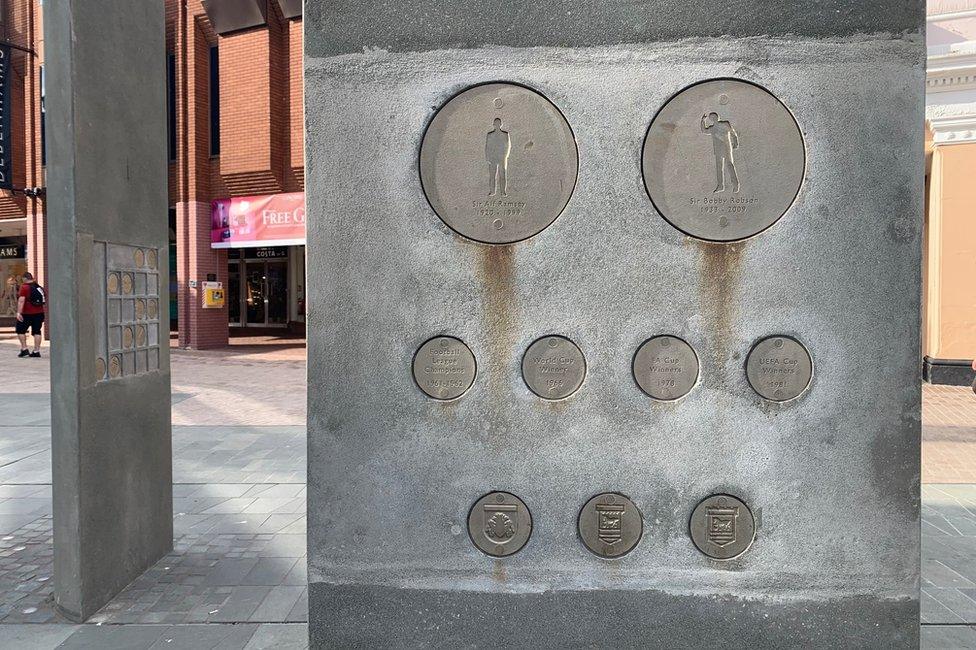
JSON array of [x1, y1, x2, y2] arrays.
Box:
[[0, 219, 28, 325], [212, 192, 305, 333]]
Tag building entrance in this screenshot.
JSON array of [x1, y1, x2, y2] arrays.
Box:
[[229, 256, 288, 328]]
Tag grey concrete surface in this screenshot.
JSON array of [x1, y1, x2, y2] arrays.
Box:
[[305, 2, 924, 646], [44, 0, 172, 622], [305, 0, 923, 57]]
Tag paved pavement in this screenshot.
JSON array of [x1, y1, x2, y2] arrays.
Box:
[[0, 335, 308, 648], [1, 334, 976, 647]]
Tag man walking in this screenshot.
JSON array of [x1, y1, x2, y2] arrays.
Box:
[[15, 271, 45, 358]]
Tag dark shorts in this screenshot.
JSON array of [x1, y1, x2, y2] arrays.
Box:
[[16, 312, 44, 336]]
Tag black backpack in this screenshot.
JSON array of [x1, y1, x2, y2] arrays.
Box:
[[28, 283, 45, 307]]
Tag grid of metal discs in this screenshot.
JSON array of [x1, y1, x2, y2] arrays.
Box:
[[96, 244, 162, 382], [412, 78, 809, 559]]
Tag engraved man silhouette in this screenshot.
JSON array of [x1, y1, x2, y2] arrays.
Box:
[[485, 118, 511, 196], [701, 112, 740, 193]]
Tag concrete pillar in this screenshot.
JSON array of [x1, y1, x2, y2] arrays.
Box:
[[305, 1, 923, 646], [45, 0, 172, 622]]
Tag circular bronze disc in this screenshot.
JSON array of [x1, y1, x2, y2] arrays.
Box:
[[690, 494, 756, 560], [412, 336, 476, 400], [107, 273, 120, 295], [521, 335, 585, 400], [148, 299, 158, 319], [420, 83, 578, 244], [633, 336, 699, 401], [121, 273, 134, 295], [136, 325, 147, 347], [578, 492, 643, 559], [468, 491, 532, 557], [109, 355, 122, 378], [134, 249, 145, 267], [746, 335, 812, 402], [146, 249, 158, 269], [95, 357, 106, 381], [135, 299, 146, 320], [643, 79, 805, 242], [123, 326, 133, 349]]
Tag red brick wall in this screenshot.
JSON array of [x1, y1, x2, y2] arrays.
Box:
[[0, 1, 45, 290], [1, 2, 305, 344], [167, 1, 304, 348]]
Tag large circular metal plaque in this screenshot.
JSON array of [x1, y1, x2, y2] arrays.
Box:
[[521, 335, 586, 400], [420, 83, 578, 244], [578, 493, 643, 559], [412, 336, 476, 400], [690, 494, 756, 560], [633, 336, 699, 401], [468, 491, 532, 557], [745, 336, 812, 402], [643, 79, 805, 242]]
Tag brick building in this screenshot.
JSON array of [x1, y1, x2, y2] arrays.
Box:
[[0, 0, 306, 347], [167, 0, 305, 348], [0, 0, 44, 327]]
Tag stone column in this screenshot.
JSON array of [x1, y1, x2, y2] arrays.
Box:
[[45, 0, 172, 622], [305, 1, 924, 646]]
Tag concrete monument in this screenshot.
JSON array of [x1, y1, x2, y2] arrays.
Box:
[[305, 1, 923, 646], [46, 0, 171, 621]]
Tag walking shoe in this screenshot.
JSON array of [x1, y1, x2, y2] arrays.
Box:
[[18, 349, 29, 357], [29, 351, 40, 358]]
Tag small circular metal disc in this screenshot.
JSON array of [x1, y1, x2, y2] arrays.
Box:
[[136, 325, 147, 347], [135, 299, 146, 320], [578, 492, 643, 559], [521, 335, 586, 400], [148, 299, 158, 319], [420, 83, 578, 244], [121, 273, 134, 295], [134, 249, 145, 268], [109, 355, 122, 378], [95, 357, 106, 381], [633, 336, 699, 401], [468, 491, 532, 557], [745, 336, 812, 402], [107, 273, 120, 295], [146, 249, 158, 269], [690, 494, 756, 560], [123, 327, 134, 349], [643, 79, 805, 242], [412, 336, 476, 400]]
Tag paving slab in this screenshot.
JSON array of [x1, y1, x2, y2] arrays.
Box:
[[243, 623, 308, 649], [0, 623, 77, 650], [922, 624, 976, 650]]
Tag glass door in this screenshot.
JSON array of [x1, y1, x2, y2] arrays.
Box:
[[265, 261, 288, 326], [244, 262, 267, 326]]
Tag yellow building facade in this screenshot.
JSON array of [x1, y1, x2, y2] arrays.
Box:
[[925, 3, 976, 383]]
